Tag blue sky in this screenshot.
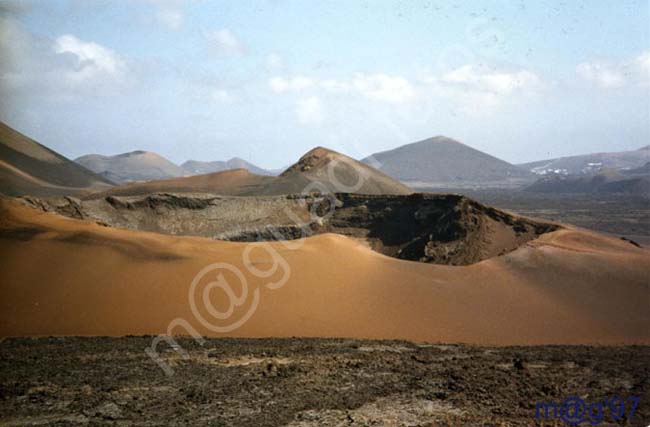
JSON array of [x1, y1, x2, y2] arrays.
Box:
[[1, 0, 648, 168]]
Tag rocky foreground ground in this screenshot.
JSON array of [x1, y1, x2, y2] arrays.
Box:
[[0, 338, 648, 426]]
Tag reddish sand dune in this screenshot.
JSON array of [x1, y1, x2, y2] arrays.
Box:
[[85, 168, 273, 198], [0, 198, 648, 345]]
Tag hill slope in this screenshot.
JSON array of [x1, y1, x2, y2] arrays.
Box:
[[91, 146, 412, 198], [525, 170, 650, 197], [75, 151, 185, 184], [85, 168, 274, 198], [1, 197, 647, 344], [362, 136, 532, 189], [519, 146, 650, 175], [266, 146, 413, 195], [621, 161, 650, 177], [0, 121, 113, 196], [181, 157, 272, 176]]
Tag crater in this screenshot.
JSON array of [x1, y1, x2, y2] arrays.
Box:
[[22, 192, 560, 266]]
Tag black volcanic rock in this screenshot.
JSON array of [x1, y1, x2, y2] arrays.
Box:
[[23, 192, 558, 266]]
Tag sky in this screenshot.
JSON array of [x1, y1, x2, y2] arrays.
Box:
[[0, 0, 648, 169]]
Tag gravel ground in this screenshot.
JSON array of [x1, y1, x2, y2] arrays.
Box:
[[0, 337, 648, 426]]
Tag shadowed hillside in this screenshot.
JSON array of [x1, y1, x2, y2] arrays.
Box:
[[0, 121, 113, 197]]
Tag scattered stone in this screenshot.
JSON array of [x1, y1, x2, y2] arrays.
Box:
[[90, 402, 122, 420], [513, 357, 527, 370]]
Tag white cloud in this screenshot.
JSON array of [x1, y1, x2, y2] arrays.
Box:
[[296, 96, 324, 124], [351, 74, 417, 103], [419, 65, 543, 116], [53, 34, 126, 85], [320, 79, 351, 92], [211, 89, 233, 103], [179, 72, 239, 105], [156, 8, 183, 30], [576, 63, 625, 89], [266, 53, 284, 70], [0, 15, 30, 74], [0, 22, 131, 107], [205, 29, 246, 56], [576, 51, 650, 89], [633, 51, 650, 87], [267, 66, 541, 115], [452, 91, 500, 115], [268, 77, 288, 93], [635, 51, 650, 72], [269, 76, 314, 93], [145, 0, 189, 30], [441, 65, 541, 94], [268, 73, 416, 103]]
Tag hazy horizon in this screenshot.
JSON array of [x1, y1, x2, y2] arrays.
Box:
[[1, 0, 648, 169]]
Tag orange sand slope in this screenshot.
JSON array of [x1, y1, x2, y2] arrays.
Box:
[[0, 198, 648, 345]]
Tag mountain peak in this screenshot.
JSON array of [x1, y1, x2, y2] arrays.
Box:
[[421, 135, 463, 145], [281, 146, 342, 176], [75, 150, 184, 184], [301, 146, 339, 158], [362, 136, 531, 188], [117, 150, 149, 157]]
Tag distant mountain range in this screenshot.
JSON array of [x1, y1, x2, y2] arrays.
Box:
[[0, 121, 113, 196], [522, 149, 650, 197], [362, 136, 533, 189], [0, 120, 409, 198], [75, 151, 185, 184], [88, 146, 412, 198], [71, 136, 650, 190], [3, 118, 648, 197], [75, 152, 273, 184], [622, 162, 650, 176], [181, 158, 273, 176], [525, 171, 649, 198], [518, 146, 650, 176]]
